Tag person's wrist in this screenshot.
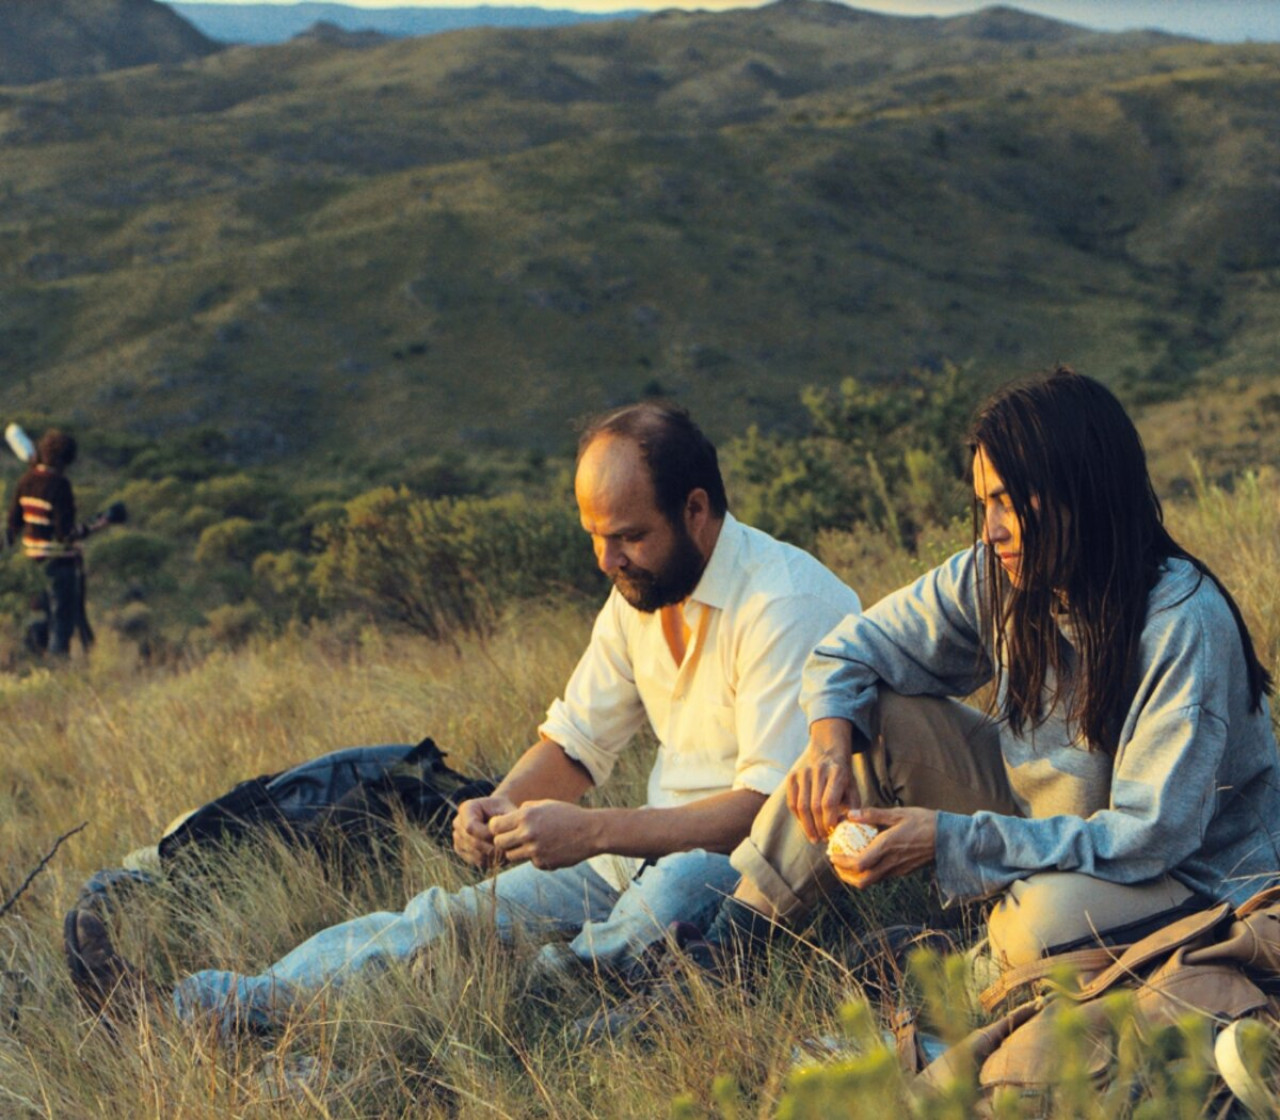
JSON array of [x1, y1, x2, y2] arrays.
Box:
[[584, 805, 613, 858], [808, 717, 854, 758]]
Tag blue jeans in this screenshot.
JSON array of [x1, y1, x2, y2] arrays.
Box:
[[172, 849, 739, 1033]]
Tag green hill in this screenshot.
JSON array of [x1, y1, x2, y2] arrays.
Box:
[[0, 0, 218, 85], [1, 0, 1278, 473]]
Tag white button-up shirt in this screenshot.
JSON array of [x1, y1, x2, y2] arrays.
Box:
[[540, 513, 861, 888]]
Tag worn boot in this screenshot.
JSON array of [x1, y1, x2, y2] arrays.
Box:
[[64, 905, 153, 1026]]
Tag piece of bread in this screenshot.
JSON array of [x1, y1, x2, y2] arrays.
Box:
[[826, 819, 878, 859]]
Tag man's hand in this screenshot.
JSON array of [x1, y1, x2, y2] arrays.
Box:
[[489, 801, 602, 871], [829, 806, 938, 890], [785, 718, 856, 844], [452, 794, 515, 868]]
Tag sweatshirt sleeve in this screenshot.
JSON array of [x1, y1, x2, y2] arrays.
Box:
[[934, 580, 1239, 904], [801, 547, 993, 740]]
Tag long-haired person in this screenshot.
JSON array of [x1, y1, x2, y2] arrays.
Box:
[[596, 366, 1280, 1033]]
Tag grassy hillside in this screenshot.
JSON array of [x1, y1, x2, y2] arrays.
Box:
[[1, 1, 1278, 474], [0, 469, 1276, 1116]]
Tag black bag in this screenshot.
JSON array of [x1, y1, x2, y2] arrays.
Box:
[[157, 736, 497, 864]]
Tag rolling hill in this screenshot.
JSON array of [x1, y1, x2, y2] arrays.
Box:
[[0, 0, 218, 85], [1, 0, 1278, 474]]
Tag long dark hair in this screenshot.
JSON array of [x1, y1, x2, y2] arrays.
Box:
[[969, 367, 1272, 752]]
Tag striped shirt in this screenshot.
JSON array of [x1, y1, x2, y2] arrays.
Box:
[[6, 466, 85, 561]]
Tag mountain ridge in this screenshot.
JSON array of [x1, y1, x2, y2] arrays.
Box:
[[1, 1, 1275, 474], [0, 0, 218, 86], [170, 1, 643, 44]]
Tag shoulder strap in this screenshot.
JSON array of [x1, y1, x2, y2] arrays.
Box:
[[1074, 901, 1233, 1001], [980, 946, 1120, 1014], [1234, 883, 1280, 918]]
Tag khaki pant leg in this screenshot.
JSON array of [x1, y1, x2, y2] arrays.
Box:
[[730, 689, 1016, 922], [987, 871, 1196, 969]]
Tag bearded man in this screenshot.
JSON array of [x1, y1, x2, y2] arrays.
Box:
[[68, 402, 861, 1033]]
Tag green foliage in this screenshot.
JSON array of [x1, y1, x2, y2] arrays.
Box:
[[0, 548, 44, 628], [721, 424, 852, 550], [121, 428, 236, 482], [4, 19, 1280, 468], [109, 599, 154, 641], [83, 429, 154, 470], [176, 504, 222, 537], [193, 517, 279, 567], [108, 476, 188, 521], [311, 487, 601, 642], [84, 530, 173, 582], [193, 473, 279, 520], [776, 1001, 908, 1120], [723, 363, 982, 550], [205, 600, 266, 646], [772, 953, 1239, 1120], [252, 549, 319, 622]]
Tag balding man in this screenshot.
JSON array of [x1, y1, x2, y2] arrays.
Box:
[[68, 403, 861, 1033]]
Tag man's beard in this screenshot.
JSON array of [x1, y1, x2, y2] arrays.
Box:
[[611, 526, 706, 613]]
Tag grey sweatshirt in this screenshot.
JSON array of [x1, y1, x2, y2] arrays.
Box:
[[802, 546, 1280, 907]]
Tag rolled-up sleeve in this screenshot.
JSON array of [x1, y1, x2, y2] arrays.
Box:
[[538, 592, 647, 788]]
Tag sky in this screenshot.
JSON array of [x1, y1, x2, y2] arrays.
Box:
[[175, 1, 1280, 42]]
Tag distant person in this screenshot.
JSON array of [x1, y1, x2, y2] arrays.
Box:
[[5, 429, 111, 657], [592, 367, 1280, 1036], [66, 401, 863, 1034]]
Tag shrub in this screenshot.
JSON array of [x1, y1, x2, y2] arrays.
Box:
[[85, 530, 174, 582], [194, 473, 279, 520], [311, 488, 601, 642], [205, 600, 266, 647], [252, 549, 319, 621], [178, 504, 222, 536], [721, 362, 981, 550], [194, 517, 279, 567], [110, 476, 188, 522]]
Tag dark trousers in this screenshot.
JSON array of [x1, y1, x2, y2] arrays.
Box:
[[44, 556, 91, 655]]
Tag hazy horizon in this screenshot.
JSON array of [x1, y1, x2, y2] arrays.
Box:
[[169, 0, 1280, 42]]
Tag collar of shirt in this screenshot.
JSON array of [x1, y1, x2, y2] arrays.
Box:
[[684, 511, 744, 617]]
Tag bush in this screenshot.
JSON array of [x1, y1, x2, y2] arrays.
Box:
[[194, 517, 279, 566], [311, 488, 601, 642], [178, 504, 222, 536], [252, 549, 319, 621], [205, 600, 266, 647], [110, 476, 188, 523], [85, 530, 174, 582], [193, 473, 280, 520], [721, 362, 981, 550]]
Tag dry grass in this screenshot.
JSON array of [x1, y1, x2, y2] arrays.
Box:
[[2, 472, 1279, 1117]]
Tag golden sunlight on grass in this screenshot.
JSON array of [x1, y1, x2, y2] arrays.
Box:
[[1, 475, 1278, 1117]]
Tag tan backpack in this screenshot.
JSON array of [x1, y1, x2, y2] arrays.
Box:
[[905, 885, 1280, 1106]]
